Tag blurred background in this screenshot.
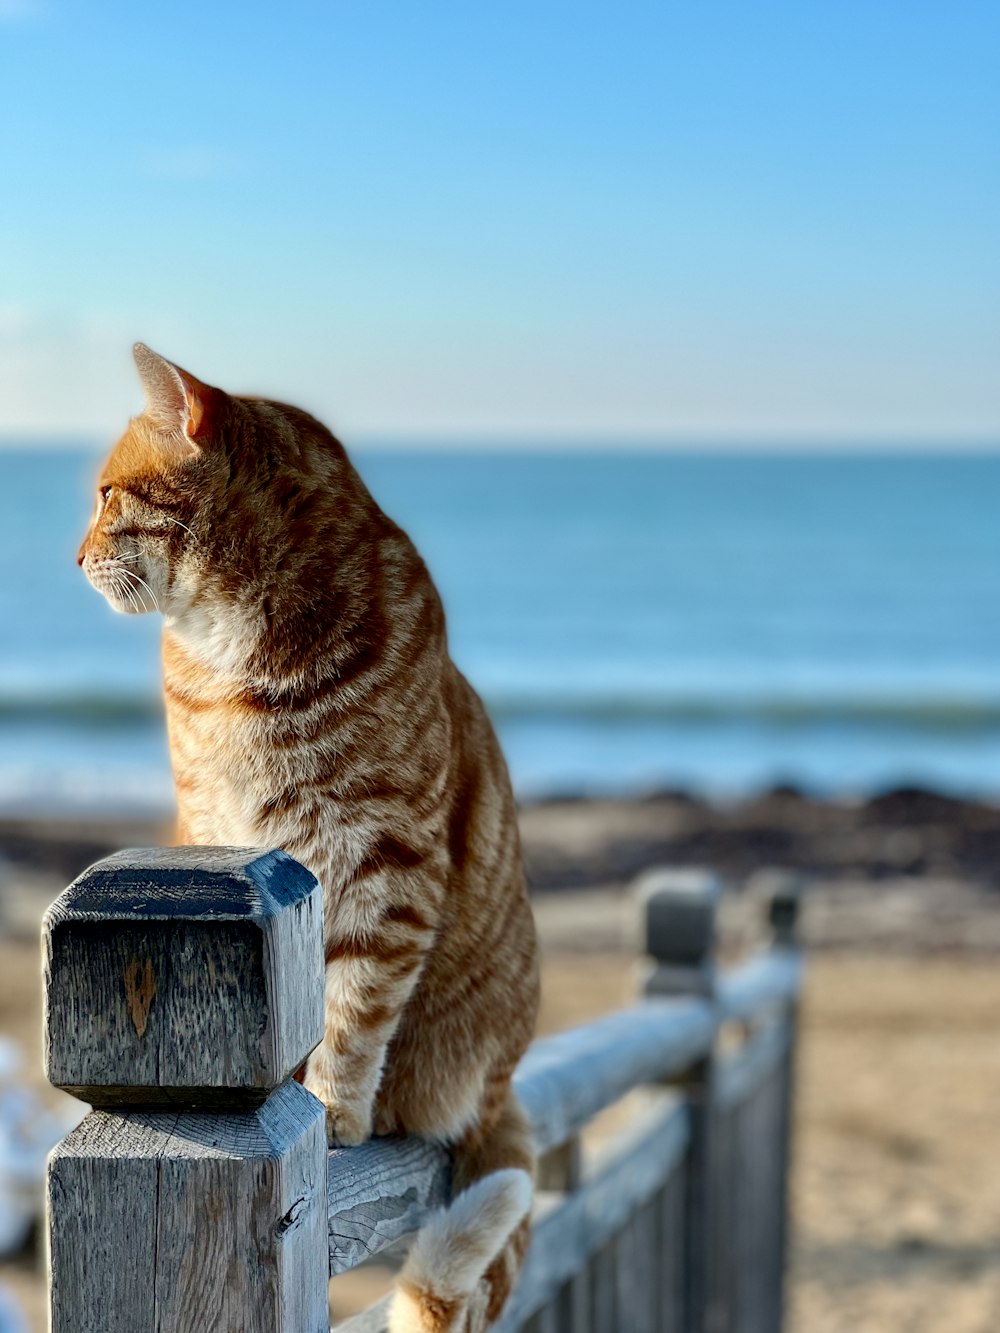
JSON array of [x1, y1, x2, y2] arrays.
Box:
[[1, 3, 999, 1330]]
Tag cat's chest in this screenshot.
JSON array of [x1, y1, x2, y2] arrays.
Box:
[[167, 698, 337, 847], [161, 627, 375, 875]]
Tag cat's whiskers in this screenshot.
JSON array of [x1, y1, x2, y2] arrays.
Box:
[[163, 516, 196, 538], [108, 559, 148, 611], [109, 568, 140, 614], [119, 565, 159, 612]]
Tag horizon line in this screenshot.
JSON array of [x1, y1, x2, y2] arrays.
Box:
[[2, 430, 1000, 455]]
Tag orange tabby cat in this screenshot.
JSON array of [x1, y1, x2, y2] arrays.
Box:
[[77, 344, 540, 1333]]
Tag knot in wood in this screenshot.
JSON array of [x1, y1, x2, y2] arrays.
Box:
[[123, 957, 157, 1038]]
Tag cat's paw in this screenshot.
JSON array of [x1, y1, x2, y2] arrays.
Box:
[[325, 1102, 373, 1148], [301, 1062, 372, 1146]]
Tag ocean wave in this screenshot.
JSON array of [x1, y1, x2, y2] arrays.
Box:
[[485, 692, 1000, 730], [0, 692, 162, 726], [4, 686, 1000, 732], [0, 772, 173, 819]]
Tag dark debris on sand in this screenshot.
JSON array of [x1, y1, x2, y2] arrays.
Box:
[[3, 786, 1000, 913], [519, 785, 1000, 893]]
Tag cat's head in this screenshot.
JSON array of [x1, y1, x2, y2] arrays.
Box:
[[77, 344, 238, 618], [78, 344, 371, 624]]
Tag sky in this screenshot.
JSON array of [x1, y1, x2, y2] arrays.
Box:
[[1, 2, 998, 445]]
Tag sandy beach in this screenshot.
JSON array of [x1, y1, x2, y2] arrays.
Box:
[[2, 790, 999, 1330]]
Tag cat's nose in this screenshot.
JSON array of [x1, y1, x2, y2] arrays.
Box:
[[76, 547, 86, 567]]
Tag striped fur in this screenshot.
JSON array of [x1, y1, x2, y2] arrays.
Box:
[[78, 345, 540, 1330]]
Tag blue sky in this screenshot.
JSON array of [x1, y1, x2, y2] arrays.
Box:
[[1, 2, 998, 443]]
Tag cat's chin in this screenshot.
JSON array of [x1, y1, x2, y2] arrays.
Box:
[[80, 557, 157, 615], [107, 596, 151, 616], [87, 572, 156, 616]]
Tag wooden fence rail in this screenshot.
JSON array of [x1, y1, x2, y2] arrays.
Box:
[[42, 850, 802, 1333]]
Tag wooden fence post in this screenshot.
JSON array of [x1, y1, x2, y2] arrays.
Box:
[[766, 873, 802, 1331], [638, 868, 721, 1333], [42, 847, 329, 1333], [536, 1138, 587, 1330]]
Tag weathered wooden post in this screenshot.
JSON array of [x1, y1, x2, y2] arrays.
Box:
[[42, 847, 329, 1333], [766, 873, 802, 1333], [535, 1130, 587, 1330], [638, 868, 722, 1333]]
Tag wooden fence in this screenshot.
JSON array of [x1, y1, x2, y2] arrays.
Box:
[[41, 849, 802, 1333]]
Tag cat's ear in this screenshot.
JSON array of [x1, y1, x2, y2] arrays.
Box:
[[133, 343, 218, 450]]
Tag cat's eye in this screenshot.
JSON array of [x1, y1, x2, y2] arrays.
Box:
[[100, 485, 113, 503]]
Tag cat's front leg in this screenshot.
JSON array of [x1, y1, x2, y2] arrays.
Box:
[[303, 894, 438, 1146], [303, 1030, 376, 1147]]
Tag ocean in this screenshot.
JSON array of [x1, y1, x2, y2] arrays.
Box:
[[1, 447, 999, 817]]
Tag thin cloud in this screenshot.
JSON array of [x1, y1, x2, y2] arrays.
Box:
[[0, 0, 44, 20], [0, 309, 187, 439], [139, 147, 242, 183], [0, 305, 35, 337]]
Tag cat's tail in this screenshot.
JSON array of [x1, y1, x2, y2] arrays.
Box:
[[389, 1086, 535, 1333]]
